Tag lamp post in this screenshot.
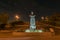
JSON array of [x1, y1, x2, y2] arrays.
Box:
[[41, 16, 45, 23], [15, 14, 20, 21], [41, 16, 44, 20]]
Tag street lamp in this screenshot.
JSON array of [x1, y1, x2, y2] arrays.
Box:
[[15, 14, 20, 21], [41, 16, 44, 20]]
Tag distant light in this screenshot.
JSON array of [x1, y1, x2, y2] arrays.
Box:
[[41, 16, 44, 20], [16, 15, 19, 19], [15, 14, 20, 20]]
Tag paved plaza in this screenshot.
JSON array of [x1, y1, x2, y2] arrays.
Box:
[[0, 32, 59, 40], [0, 35, 60, 40]]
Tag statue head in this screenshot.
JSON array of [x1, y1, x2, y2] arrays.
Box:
[[31, 11, 34, 15]]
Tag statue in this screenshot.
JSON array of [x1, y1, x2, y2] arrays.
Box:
[[29, 11, 36, 32]]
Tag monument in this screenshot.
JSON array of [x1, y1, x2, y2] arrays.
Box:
[[25, 11, 43, 32], [29, 12, 36, 32]]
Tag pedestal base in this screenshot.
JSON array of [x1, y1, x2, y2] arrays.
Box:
[[25, 29, 43, 32]]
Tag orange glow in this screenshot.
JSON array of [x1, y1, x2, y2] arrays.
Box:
[[15, 15, 20, 20]]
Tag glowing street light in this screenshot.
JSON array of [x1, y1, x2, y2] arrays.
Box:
[[41, 16, 44, 20], [15, 14, 20, 21]]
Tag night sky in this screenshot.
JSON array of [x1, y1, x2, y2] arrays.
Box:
[[0, 0, 59, 21]]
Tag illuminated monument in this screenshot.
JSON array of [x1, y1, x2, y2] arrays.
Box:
[[30, 12, 36, 32], [25, 12, 43, 32]]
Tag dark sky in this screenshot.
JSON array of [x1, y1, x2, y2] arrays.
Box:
[[0, 0, 59, 21]]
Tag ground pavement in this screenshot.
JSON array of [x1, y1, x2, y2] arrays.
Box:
[[0, 32, 60, 40]]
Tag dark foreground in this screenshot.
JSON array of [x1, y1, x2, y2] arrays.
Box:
[[0, 32, 60, 40], [0, 36, 60, 40]]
